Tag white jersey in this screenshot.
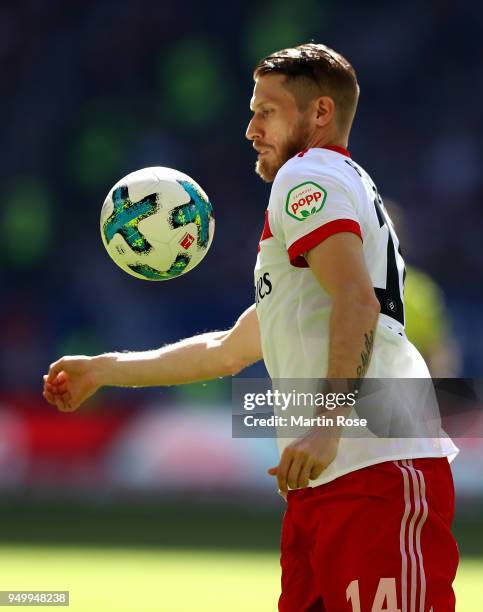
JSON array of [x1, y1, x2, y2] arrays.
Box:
[[254, 146, 458, 487]]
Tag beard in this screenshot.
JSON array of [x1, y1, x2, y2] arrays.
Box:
[[254, 117, 311, 183]]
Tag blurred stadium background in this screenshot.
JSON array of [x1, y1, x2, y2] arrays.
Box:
[[1, 0, 482, 609]]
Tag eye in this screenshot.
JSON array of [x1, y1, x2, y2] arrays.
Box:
[[261, 109, 273, 118]]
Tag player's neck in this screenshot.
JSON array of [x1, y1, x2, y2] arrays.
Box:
[[306, 130, 348, 151]]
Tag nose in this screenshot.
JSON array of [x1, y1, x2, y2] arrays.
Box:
[[245, 115, 261, 141]]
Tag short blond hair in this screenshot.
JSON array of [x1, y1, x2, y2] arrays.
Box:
[[254, 43, 360, 134]]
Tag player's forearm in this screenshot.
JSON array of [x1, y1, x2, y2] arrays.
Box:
[[327, 292, 380, 379], [93, 330, 241, 388]]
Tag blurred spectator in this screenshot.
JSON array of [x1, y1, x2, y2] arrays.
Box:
[[384, 199, 463, 377], [405, 265, 462, 377]]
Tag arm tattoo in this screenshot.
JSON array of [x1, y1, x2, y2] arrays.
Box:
[[357, 330, 374, 378]]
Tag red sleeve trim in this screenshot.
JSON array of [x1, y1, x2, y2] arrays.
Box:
[[257, 209, 273, 252], [287, 219, 363, 268]]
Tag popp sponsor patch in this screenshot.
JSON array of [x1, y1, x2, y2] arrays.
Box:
[[285, 181, 327, 221]]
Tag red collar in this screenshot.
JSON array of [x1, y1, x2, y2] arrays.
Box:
[[297, 145, 351, 158], [322, 145, 351, 157]]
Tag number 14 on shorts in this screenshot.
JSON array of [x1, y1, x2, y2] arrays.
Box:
[[346, 578, 436, 611], [346, 578, 401, 612]]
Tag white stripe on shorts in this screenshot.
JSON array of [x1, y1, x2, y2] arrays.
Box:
[[394, 460, 428, 612]]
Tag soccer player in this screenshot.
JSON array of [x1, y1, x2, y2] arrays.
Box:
[[44, 44, 459, 611]]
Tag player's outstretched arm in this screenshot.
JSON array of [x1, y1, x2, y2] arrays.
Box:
[[43, 304, 262, 412]]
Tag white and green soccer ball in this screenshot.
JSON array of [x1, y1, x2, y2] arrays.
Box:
[[100, 167, 215, 280]]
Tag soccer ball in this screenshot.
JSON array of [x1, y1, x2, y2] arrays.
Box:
[[100, 167, 215, 280]]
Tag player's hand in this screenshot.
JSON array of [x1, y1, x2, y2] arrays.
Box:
[[267, 431, 340, 496], [42, 356, 100, 412]]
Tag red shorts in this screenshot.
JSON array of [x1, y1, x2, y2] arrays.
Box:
[[279, 458, 459, 612]]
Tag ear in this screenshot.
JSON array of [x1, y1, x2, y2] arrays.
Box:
[[314, 96, 336, 128]]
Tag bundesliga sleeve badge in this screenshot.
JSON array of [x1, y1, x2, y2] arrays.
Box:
[[285, 182, 327, 221]]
